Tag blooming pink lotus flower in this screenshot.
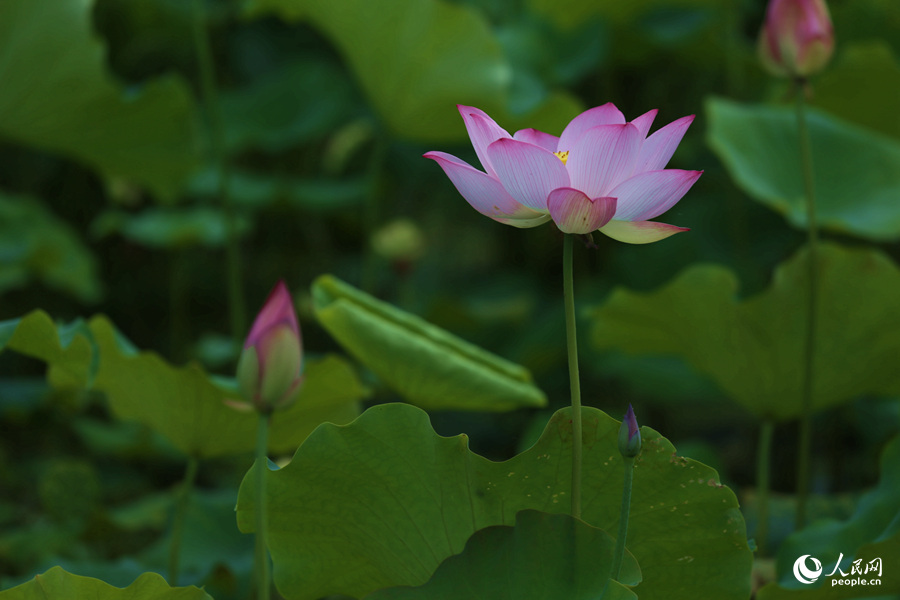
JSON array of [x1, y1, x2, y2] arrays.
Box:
[[424, 104, 702, 243], [236, 280, 303, 412], [758, 0, 834, 78]]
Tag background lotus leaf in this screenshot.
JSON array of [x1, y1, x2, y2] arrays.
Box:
[[591, 243, 900, 421], [0, 0, 200, 199], [0, 193, 101, 303], [757, 434, 900, 599], [0, 310, 366, 457], [706, 97, 900, 241], [242, 0, 582, 142], [0, 566, 212, 600], [813, 41, 900, 141]]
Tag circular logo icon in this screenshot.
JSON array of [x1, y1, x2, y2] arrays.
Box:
[[793, 555, 823, 584]]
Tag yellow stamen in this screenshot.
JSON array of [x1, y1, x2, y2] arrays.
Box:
[[554, 150, 569, 165]]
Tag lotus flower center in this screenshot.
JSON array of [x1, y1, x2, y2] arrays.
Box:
[[554, 150, 569, 165]]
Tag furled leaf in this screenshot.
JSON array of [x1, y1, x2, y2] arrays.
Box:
[[366, 510, 640, 600], [0, 193, 101, 303], [243, 0, 582, 142], [0, 0, 199, 198], [236, 403, 751, 600], [757, 435, 900, 599], [0, 566, 212, 599], [0, 310, 366, 457], [590, 243, 900, 421], [312, 275, 546, 411], [706, 97, 900, 241]]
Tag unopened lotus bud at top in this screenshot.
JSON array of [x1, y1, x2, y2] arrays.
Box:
[[237, 280, 303, 412], [618, 404, 642, 458], [758, 0, 834, 78]]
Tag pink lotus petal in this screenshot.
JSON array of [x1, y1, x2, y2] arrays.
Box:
[[608, 169, 703, 221], [558, 103, 627, 151], [566, 123, 642, 198], [630, 109, 658, 138], [598, 219, 689, 244], [494, 213, 554, 228], [486, 138, 570, 212], [635, 115, 695, 172], [513, 128, 559, 152], [547, 187, 617, 234], [424, 151, 545, 223], [246, 280, 299, 349], [458, 106, 511, 177]]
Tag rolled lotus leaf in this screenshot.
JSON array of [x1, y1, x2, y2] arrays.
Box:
[[312, 274, 546, 411]]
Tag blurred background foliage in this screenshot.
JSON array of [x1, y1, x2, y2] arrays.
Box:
[[1, 0, 900, 596]]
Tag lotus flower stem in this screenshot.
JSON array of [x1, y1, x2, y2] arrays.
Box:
[[611, 456, 635, 581], [168, 455, 199, 586], [794, 79, 819, 530], [255, 412, 272, 600], [756, 421, 774, 556], [191, 0, 246, 345], [562, 234, 583, 518]]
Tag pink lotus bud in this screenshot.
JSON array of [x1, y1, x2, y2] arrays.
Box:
[[758, 0, 834, 78], [236, 280, 303, 412], [617, 404, 642, 458]]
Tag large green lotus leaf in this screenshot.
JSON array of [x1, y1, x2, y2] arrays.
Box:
[[243, 0, 582, 142], [0, 0, 199, 199], [706, 97, 900, 241], [0, 193, 101, 303], [366, 510, 640, 600], [0, 566, 212, 599], [758, 435, 900, 599], [813, 41, 900, 141], [236, 403, 751, 600], [591, 243, 900, 421], [312, 275, 546, 411], [0, 310, 365, 457]]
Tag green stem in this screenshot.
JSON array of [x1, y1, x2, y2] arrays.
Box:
[[255, 412, 271, 600], [756, 421, 774, 556], [611, 456, 635, 581], [191, 0, 245, 346], [794, 80, 819, 531], [168, 456, 199, 586], [563, 234, 583, 519]]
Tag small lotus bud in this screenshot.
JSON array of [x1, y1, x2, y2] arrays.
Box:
[[617, 404, 642, 458], [237, 280, 303, 412], [758, 0, 834, 79]]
